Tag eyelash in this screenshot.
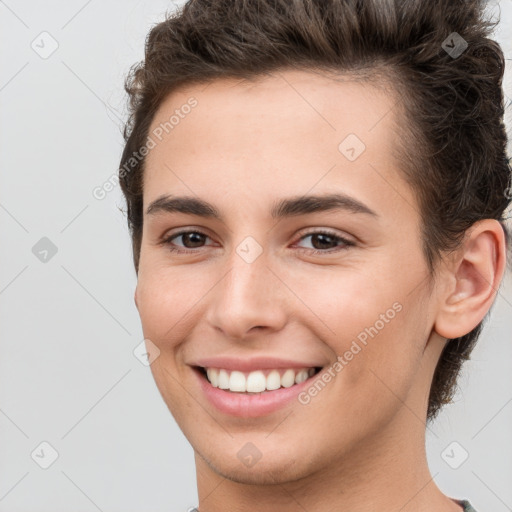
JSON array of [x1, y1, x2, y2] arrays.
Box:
[[160, 228, 355, 255]]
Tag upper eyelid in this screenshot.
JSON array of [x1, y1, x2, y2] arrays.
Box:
[[162, 228, 213, 243]]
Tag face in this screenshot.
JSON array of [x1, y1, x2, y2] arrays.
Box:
[[134, 69, 444, 484]]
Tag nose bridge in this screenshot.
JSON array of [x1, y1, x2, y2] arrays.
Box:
[[206, 240, 287, 338]]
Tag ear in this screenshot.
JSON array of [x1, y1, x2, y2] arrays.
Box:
[[134, 286, 139, 310], [434, 219, 507, 340]]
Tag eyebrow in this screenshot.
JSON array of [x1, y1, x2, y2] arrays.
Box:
[[145, 193, 378, 220]]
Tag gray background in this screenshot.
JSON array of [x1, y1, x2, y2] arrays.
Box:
[[0, 1, 511, 511]]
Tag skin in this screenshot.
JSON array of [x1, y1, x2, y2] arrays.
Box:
[[133, 69, 506, 512]]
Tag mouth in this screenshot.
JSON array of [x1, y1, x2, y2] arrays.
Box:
[[189, 357, 329, 417], [193, 365, 324, 394]]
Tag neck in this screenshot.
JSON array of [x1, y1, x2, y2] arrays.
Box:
[[193, 409, 460, 512]]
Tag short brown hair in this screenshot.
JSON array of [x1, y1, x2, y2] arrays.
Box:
[[118, 0, 512, 421]]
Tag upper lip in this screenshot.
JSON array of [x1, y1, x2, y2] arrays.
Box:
[[190, 356, 324, 372]]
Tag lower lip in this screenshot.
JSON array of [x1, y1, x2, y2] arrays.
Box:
[[192, 367, 320, 418]]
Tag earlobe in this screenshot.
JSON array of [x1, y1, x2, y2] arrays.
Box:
[[434, 219, 507, 340]]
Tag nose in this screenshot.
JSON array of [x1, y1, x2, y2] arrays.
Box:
[[205, 249, 288, 340]]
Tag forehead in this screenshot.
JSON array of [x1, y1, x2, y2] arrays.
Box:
[[143, 69, 409, 213]]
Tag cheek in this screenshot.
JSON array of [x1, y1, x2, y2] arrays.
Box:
[[293, 265, 400, 339], [136, 266, 210, 341], [299, 266, 428, 392]]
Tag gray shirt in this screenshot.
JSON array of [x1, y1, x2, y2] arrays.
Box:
[[454, 499, 478, 511], [190, 500, 478, 511]]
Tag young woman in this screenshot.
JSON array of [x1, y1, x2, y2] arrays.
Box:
[[118, 1, 511, 510]]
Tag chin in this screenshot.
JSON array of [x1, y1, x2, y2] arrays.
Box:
[[198, 449, 316, 486], [193, 431, 331, 486]]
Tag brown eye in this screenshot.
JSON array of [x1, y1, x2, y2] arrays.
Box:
[[308, 233, 338, 250], [176, 231, 208, 248], [295, 230, 355, 254], [161, 230, 213, 253]]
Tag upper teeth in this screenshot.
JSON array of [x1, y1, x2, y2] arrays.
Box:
[[205, 367, 317, 393]]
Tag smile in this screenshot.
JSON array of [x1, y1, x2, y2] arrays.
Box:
[[192, 364, 325, 418]]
